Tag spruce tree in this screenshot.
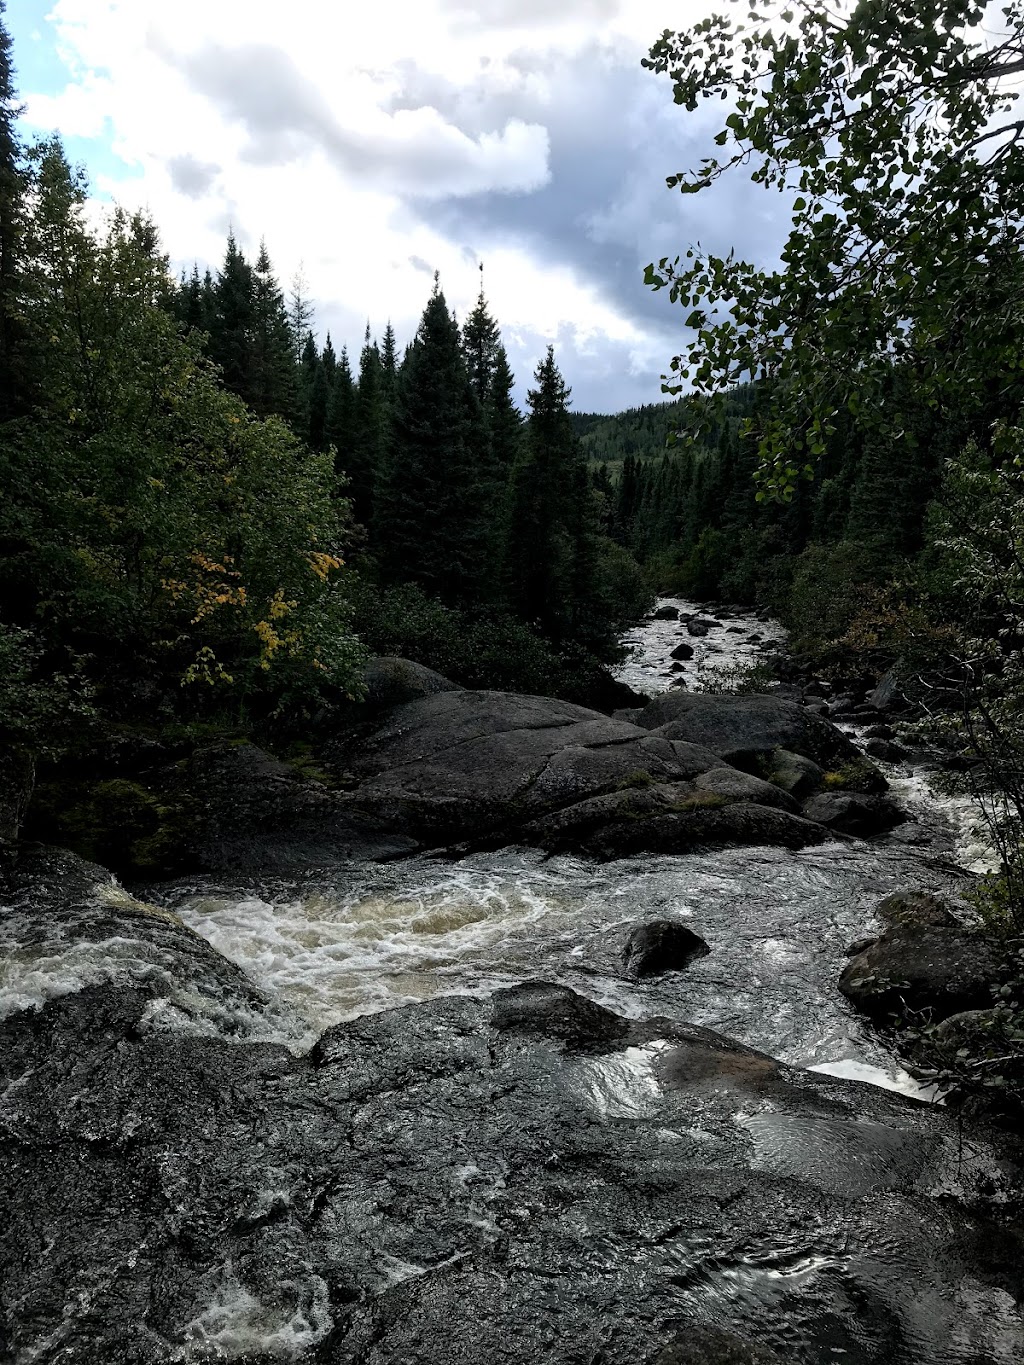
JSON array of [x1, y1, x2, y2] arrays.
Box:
[[344, 325, 386, 527], [375, 278, 487, 602], [250, 241, 299, 422], [462, 274, 501, 403], [328, 345, 358, 494], [380, 321, 398, 407], [308, 357, 329, 452], [176, 264, 204, 333], [321, 333, 337, 386], [505, 347, 597, 640], [287, 269, 314, 359], [0, 1, 26, 419], [209, 231, 255, 405]]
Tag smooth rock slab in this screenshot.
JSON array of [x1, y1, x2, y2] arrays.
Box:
[[632, 693, 865, 770], [332, 690, 724, 844], [1, 870, 1022, 1365], [2, 969, 1021, 1365]]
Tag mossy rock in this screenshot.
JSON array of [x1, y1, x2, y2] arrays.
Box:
[[822, 756, 888, 794]]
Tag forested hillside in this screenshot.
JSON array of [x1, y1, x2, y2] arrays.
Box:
[[0, 4, 651, 772]]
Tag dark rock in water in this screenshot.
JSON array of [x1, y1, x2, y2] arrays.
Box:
[[839, 892, 1006, 1021], [652, 604, 680, 620], [490, 979, 629, 1046], [801, 791, 907, 835], [523, 789, 837, 859], [693, 766, 800, 813], [864, 737, 908, 762], [670, 661, 686, 672], [864, 724, 895, 740], [622, 919, 711, 977], [687, 621, 709, 637], [670, 642, 695, 661], [766, 748, 825, 799], [2, 877, 1021, 1365], [362, 655, 461, 707], [726, 625, 747, 634], [631, 692, 864, 772]]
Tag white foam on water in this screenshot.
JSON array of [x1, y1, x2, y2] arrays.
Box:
[[883, 765, 1000, 873], [178, 1262, 331, 1361], [173, 872, 570, 1041], [0, 933, 174, 1022], [807, 1057, 943, 1103], [615, 597, 787, 698]]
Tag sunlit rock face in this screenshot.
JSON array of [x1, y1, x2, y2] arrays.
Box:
[[2, 857, 1022, 1365]]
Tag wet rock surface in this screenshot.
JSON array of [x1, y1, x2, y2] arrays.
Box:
[[630, 692, 865, 771], [621, 919, 711, 977], [2, 874, 1022, 1365], [801, 791, 907, 836], [839, 892, 1007, 1021]]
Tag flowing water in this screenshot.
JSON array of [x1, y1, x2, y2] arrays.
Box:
[[138, 598, 983, 1100], [6, 599, 1021, 1365]]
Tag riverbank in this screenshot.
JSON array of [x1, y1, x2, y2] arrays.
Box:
[[1, 605, 1022, 1363]]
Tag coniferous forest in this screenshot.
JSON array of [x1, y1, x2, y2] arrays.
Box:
[[5, 0, 1024, 911], [0, 16, 654, 771]]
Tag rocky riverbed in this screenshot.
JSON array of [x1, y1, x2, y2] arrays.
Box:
[[1, 603, 1022, 1363]]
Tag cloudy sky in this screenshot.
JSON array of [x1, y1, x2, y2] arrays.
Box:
[[7, 0, 786, 412]]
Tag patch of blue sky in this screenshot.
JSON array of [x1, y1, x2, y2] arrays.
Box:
[[6, 1, 68, 98], [6, 4, 141, 202], [62, 131, 143, 201]]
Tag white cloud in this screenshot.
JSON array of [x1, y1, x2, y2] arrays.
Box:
[[18, 0, 705, 406]]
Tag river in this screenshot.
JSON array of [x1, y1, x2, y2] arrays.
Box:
[[147, 598, 983, 1099]]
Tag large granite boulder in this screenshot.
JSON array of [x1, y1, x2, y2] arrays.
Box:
[[331, 691, 866, 858], [629, 692, 868, 772], [839, 892, 1007, 1021], [331, 690, 724, 845], [801, 791, 907, 836], [1, 874, 1021, 1365], [361, 655, 461, 707]]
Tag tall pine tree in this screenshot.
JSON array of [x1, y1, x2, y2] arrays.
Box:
[[505, 347, 599, 641], [249, 241, 299, 422], [0, 1, 26, 419], [209, 231, 255, 405], [376, 278, 489, 603]]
